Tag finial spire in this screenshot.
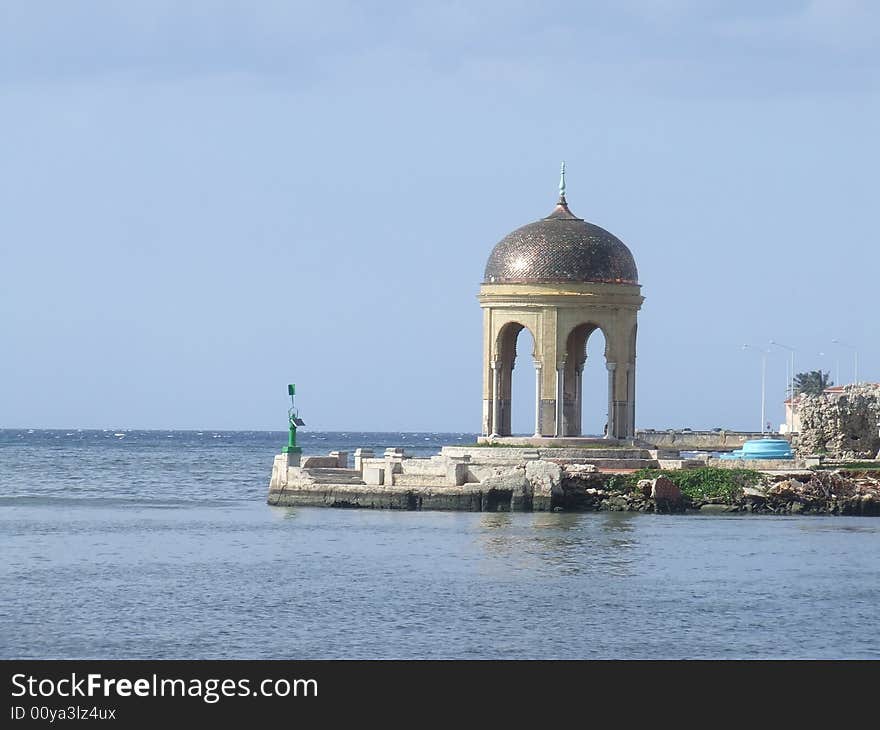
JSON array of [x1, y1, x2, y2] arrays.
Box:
[[558, 161, 566, 204]]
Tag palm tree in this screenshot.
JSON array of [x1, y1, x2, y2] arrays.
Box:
[[793, 370, 833, 397]]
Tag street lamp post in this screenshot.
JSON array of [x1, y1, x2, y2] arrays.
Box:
[[818, 351, 840, 387], [831, 339, 859, 385], [769, 340, 796, 434], [743, 344, 770, 434]]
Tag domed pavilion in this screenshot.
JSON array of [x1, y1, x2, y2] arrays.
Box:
[[479, 164, 644, 440]]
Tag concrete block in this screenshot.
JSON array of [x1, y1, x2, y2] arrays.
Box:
[[384, 449, 405, 486], [329, 451, 349, 468], [363, 466, 385, 486], [445, 455, 471, 486], [354, 448, 374, 473], [269, 454, 288, 490]]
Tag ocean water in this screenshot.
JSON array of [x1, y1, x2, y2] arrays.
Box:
[[1, 429, 878, 659]]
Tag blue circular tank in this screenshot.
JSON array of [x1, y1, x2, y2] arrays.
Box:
[[721, 438, 793, 460]]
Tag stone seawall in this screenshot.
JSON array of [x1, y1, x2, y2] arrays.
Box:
[[635, 430, 770, 451], [268, 483, 485, 511], [704, 457, 800, 471], [267, 452, 880, 515], [267, 482, 556, 512]]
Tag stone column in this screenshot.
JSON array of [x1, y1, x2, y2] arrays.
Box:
[[574, 364, 583, 437], [606, 362, 617, 439], [610, 363, 629, 441], [501, 361, 513, 436], [491, 360, 501, 437], [481, 307, 492, 437], [533, 360, 543, 437], [626, 363, 636, 439], [556, 363, 565, 437]]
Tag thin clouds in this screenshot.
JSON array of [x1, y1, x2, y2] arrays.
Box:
[[0, 1, 877, 93], [0, 0, 371, 82], [717, 0, 880, 50]]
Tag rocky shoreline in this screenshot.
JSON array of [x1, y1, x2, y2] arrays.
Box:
[[555, 467, 880, 516]]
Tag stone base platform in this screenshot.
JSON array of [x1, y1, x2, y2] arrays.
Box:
[[267, 443, 694, 512], [476, 436, 627, 447], [706, 456, 807, 473], [265, 444, 874, 514], [267, 481, 553, 512]]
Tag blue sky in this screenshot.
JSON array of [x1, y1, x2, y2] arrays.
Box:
[[1, 1, 877, 432]]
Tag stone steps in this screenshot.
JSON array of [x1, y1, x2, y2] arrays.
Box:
[[441, 446, 657, 461], [302, 468, 366, 485], [393, 473, 449, 488]]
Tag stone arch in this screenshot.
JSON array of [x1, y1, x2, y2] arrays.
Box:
[[494, 320, 536, 365], [490, 320, 538, 436], [563, 321, 611, 364], [562, 322, 612, 436]]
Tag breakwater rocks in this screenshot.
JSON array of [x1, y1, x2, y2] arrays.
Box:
[[735, 471, 880, 516], [560, 467, 880, 515], [552, 466, 880, 515], [528, 469, 880, 516]]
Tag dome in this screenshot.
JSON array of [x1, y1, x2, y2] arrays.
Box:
[[483, 196, 638, 285]]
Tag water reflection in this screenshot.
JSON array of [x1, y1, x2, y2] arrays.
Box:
[[531, 512, 583, 532], [798, 521, 879, 534], [474, 512, 638, 578], [600, 512, 638, 552], [268, 506, 299, 521], [479, 513, 513, 530]]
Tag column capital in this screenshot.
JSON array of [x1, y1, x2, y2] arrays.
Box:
[[606, 361, 618, 372]]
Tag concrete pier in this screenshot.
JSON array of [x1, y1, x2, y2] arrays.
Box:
[[268, 442, 703, 512], [266, 444, 880, 516]]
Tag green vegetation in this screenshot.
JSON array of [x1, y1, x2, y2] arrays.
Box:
[[619, 467, 763, 501], [605, 474, 631, 492], [794, 370, 833, 396]]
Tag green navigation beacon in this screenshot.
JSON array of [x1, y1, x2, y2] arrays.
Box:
[[283, 383, 305, 456]]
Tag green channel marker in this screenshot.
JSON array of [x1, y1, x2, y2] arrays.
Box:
[[282, 383, 304, 454]]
